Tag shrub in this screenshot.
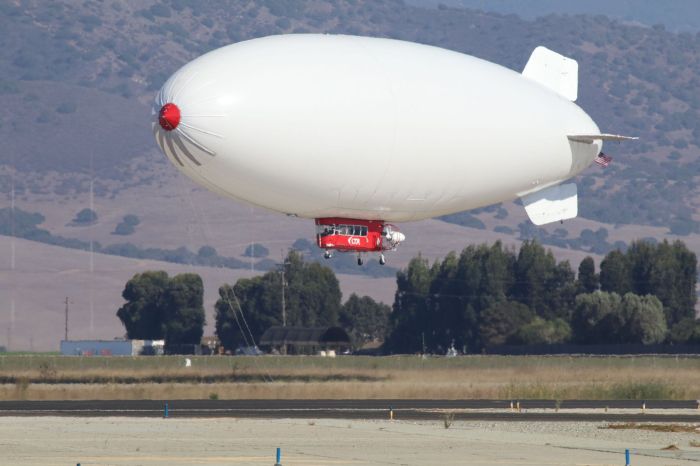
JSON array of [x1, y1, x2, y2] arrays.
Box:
[[71, 208, 97, 225], [56, 102, 77, 114], [149, 3, 171, 18], [0, 80, 19, 94], [243, 243, 269, 258], [439, 212, 486, 229], [123, 214, 140, 226], [494, 225, 514, 235], [112, 222, 134, 236]]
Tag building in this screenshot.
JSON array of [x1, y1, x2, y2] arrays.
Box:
[[259, 326, 351, 355], [60, 339, 164, 356]]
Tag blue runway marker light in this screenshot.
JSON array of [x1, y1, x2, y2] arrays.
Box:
[[164, 402, 169, 418], [625, 448, 630, 465], [275, 447, 282, 465]]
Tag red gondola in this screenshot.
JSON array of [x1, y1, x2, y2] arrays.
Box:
[[315, 217, 405, 265]]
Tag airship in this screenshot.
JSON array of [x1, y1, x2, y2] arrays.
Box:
[[153, 34, 635, 265]]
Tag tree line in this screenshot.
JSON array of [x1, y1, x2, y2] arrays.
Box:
[[385, 240, 698, 353], [215, 251, 390, 351], [116, 240, 699, 354], [117, 251, 390, 352]]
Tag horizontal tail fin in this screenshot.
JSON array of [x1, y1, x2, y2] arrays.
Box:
[[568, 134, 639, 144], [522, 46, 578, 101], [521, 182, 577, 226]]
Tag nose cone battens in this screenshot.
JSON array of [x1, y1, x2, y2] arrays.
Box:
[[158, 103, 181, 131], [152, 73, 221, 171]]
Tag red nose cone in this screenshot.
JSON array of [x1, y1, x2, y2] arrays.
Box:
[[158, 103, 180, 131]]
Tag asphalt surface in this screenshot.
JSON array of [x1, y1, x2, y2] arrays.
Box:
[[1, 399, 700, 422]]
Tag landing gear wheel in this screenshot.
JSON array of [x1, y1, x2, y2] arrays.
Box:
[[324, 250, 332, 259], [379, 254, 386, 265], [357, 256, 364, 266]]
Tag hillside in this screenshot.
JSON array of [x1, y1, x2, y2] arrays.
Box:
[[407, 0, 700, 32], [1, 0, 700, 348], [1, 0, 699, 230]]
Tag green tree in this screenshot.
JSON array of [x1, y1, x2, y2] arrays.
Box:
[[387, 243, 516, 353], [618, 293, 667, 344], [599, 250, 630, 294], [512, 240, 552, 314], [113, 214, 140, 235], [339, 294, 391, 346], [72, 208, 97, 225], [386, 255, 435, 353], [387, 240, 580, 353], [572, 291, 668, 344], [162, 273, 206, 347], [603, 240, 697, 327], [117, 271, 170, 339], [669, 317, 700, 344], [427, 251, 460, 351], [243, 243, 270, 258], [546, 261, 577, 320], [571, 291, 622, 343], [576, 256, 599, 294], [215, 251, 342, 351], [117, 271, 206, 349], [625, 241, 657, 297], [215, 276, 280, 351], [0, 207, 45, 237], [197, 245, 217, 259], [512, 240, 575, 319], [644, 240, 696, 326], [436, 242, 516, 352], [479, 300, 533, 347], [513, 317, 571, 345], [123, 214, 140, 226], [112, 222, 134, 235]]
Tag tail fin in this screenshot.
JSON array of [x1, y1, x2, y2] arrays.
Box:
[[523, 46, 578, 101], [567, 134, 639, 143], [521, 182, 578, 226]]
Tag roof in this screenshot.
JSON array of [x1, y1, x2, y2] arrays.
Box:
[[259, 326, 351, 346]]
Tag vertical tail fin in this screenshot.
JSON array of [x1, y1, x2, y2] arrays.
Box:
[[522, 46, 578, 101]]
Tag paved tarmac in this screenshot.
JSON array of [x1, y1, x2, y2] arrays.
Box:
[[1, 399, 699, 422], [3, 416, 700, 465]]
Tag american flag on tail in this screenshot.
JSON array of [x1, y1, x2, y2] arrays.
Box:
[[594, 152, 612, 168]]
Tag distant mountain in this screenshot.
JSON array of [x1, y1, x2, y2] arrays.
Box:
[[1, 0, 699, 232], [406, 0, 700, 32]]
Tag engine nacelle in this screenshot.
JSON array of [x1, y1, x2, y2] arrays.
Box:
[[382, 224, 405, 251]]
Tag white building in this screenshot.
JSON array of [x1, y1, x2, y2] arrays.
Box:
[[60, 339, 164, 356]]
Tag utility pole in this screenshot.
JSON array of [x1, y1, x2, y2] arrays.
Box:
[[281, 263, 286, 327], [279, 249, 288, 328], [279, 250, 288, 355], [64, 297, 69, 341]]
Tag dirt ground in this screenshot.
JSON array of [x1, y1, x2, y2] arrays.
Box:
[[2, 417, 699, 465]]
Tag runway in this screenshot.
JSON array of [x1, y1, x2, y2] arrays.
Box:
[[1, 399, 699, 422]]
